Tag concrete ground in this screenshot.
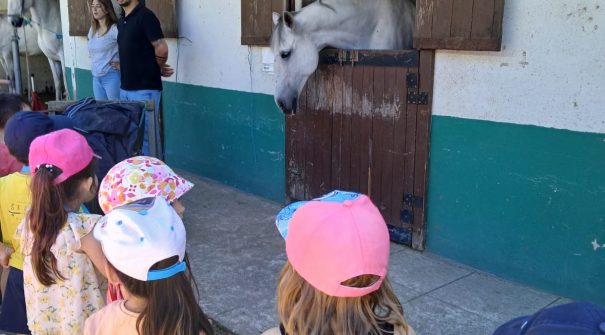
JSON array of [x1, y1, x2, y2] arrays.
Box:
[[184, 171, 570, 335]]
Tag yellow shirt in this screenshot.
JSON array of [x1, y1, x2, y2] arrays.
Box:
[[0, 171, 29, 270]]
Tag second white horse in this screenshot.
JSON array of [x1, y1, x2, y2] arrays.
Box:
[[0, 14, 42, 92], [8, 0, 67, 100]]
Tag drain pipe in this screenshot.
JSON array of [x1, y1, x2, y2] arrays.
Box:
[[11, 27, 23, 95]]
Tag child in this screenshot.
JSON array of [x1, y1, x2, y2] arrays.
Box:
[[264, 191, 416, 335], [85, 196, 213, 335], [0, 111, 74, 334], [20, 129, 107, 334], [0, 94, 22, 302], [97, 156, 194, 217], [0, 93, 27, 312], [0, 93, 30, 177], [97, 155, 194, 302]]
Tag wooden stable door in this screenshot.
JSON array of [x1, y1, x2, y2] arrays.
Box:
[[286, 49, 434, 250]]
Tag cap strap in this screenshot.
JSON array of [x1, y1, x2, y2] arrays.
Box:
[[147, 261, 187, 281], [334, 276, 385, 298]]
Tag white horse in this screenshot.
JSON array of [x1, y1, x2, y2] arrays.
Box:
[[0, 14, 42, 92], [271, 0, 415, 114], [8, 0, 67, 100]]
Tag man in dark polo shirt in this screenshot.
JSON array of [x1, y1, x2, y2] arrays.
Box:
[[116, 0, 173, 154]]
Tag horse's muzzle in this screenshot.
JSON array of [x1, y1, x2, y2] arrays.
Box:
[[9, 16, 24, 28], [277, 97, 298, 115]]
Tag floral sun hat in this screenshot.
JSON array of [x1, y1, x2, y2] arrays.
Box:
[[98, 156, 194, 214]]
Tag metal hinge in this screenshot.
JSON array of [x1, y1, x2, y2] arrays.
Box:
[[406, 73, 428, 105], [400, 193, 423, 224], [403, 193, 424, 208], [407, 91, 429, 105], [388, 224, 412, 245], [400, 209, 413, 224], [406, 73, 418, 88]]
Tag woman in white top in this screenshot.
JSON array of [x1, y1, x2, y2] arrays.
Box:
[[88, 0, 120, 100]]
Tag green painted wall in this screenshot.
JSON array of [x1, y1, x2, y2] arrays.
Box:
[[427, 116, 605, 305], [162, 82, 285, 202], [65, 67, 94, 100]]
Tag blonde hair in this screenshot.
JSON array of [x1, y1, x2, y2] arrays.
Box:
[[277, 262, 411, 335]]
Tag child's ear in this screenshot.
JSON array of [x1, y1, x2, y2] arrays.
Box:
[[82, 176, 94, 191], [81, 176, 98, 195]]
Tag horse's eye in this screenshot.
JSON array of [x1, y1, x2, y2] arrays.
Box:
[[280, 51, 291, 59]]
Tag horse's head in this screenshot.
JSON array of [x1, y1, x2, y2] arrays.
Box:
[[271, 11, 319, 114], [7, 0, 32, 27]]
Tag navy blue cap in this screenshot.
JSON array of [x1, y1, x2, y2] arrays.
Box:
[[494, 302, 605, 335], [3, 111, 74, 163]]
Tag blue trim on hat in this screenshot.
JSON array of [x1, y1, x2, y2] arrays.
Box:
[[147, 261, 186, 281], [275, 190, 361, 239]]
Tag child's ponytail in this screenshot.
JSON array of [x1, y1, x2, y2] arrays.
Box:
[[28, 160, 97, 286], [28, 166, 68, 286]]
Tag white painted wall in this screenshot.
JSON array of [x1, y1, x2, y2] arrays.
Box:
[[59, 0, 275, 96], [433, 0, 605, 134]]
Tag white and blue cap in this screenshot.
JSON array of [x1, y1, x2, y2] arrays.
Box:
[[94, 196, 187, 281], [275, 190, 362, 238]]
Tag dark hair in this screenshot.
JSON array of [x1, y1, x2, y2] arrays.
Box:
[[0, 93, 28, 128], [113, 254, 214, 335], [90, 0, 119, 35], [28, 159, 97, 286]]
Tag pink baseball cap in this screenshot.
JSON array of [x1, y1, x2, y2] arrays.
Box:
[[29, 129, 99, 185], [275, 190, 390, 297]]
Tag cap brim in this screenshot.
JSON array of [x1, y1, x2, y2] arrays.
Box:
[[275, 201, 307, 239], [50, 115, 74, 131], [174, 178, 194, 200], [275, 190, 362, 239]]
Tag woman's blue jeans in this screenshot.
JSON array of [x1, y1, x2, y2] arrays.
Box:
[[92, 69, 121, 100]]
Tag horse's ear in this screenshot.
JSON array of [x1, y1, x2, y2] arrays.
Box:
[[272, 12, 281, 26], [284, 11, 296, 30]]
